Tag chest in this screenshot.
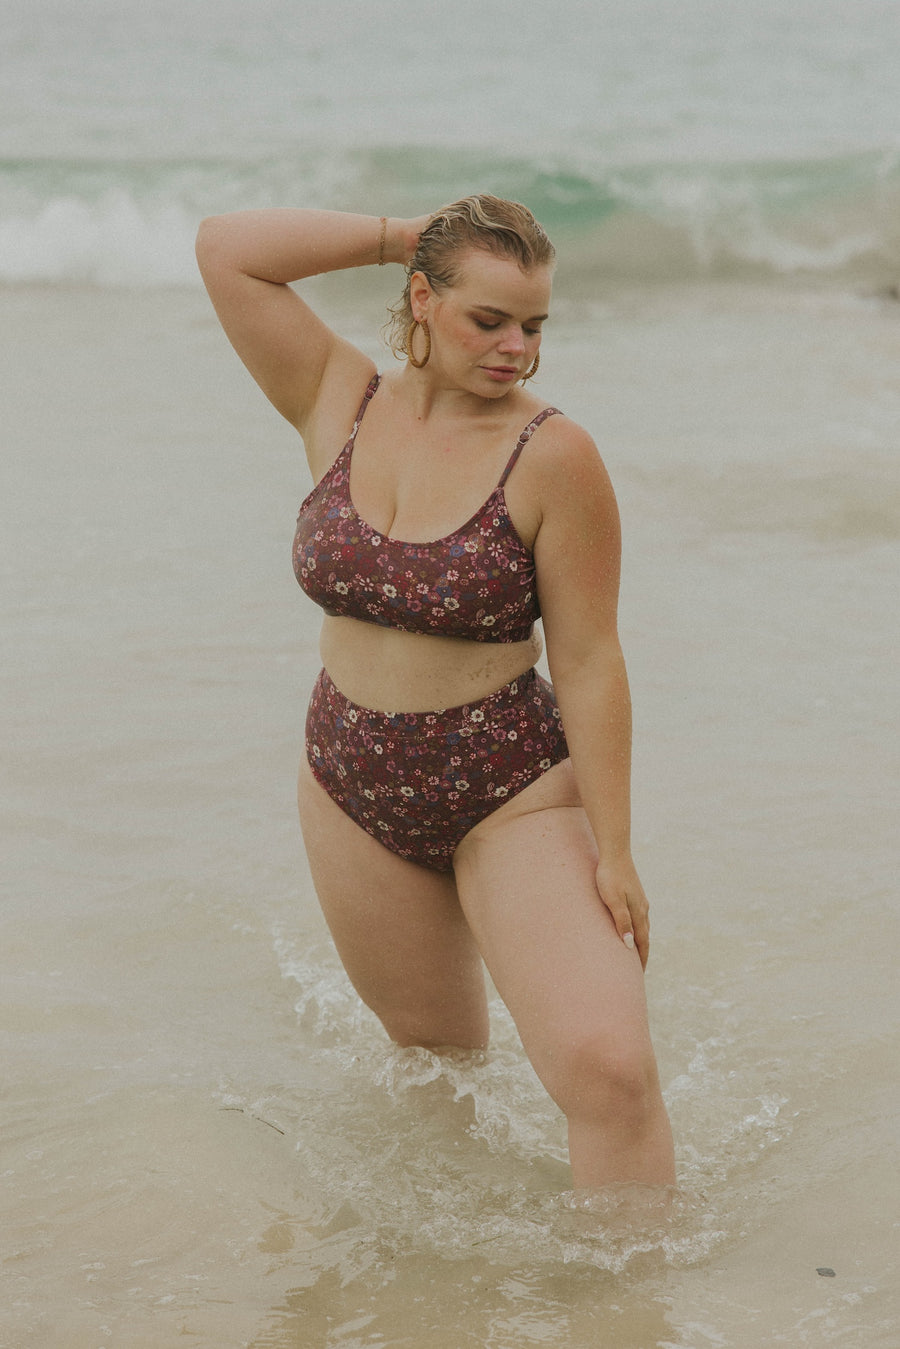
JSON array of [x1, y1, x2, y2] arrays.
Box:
[[347, 420, 526, 544]]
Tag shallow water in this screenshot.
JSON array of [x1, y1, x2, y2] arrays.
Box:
[[2, 277, 898, 1345]]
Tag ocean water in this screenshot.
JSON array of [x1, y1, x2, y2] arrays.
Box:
[[2, 2, 899, 1346], [4, 0, 900, 288]]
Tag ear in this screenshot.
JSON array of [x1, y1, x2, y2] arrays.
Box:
[[408, 270, 433, 323]]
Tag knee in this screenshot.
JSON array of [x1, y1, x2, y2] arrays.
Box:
[[548, 1031, 661, 1128]]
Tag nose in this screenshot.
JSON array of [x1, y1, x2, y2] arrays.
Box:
[[497, 325, 527, 355]]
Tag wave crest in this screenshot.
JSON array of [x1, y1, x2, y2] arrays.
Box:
[[3, 148, 899, 288]]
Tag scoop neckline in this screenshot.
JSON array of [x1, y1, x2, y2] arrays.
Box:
[[343, 375, 525, 548]]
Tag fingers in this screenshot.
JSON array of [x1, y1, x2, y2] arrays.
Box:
[[407, 213, 436, 254], [595, 867, 650, 970], [630, 903, 650, 970], [620, 902, 649, 970]]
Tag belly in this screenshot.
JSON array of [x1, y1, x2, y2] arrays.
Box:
[[318, 616, 544, 713]]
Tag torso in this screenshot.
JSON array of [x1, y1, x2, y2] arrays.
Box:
[[295, 372, 559, 713], [316, 620, 543, 713]]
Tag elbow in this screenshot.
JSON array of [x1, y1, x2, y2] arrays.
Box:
[[195, 214, 242, 278], [194, 215, 221, 272]]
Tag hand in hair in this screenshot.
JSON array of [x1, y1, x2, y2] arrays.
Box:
[[391, 214, 435, 267]]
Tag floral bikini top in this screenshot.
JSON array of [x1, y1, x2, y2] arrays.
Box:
[[293, 375, 561, 643]]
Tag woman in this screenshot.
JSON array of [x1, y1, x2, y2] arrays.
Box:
[[195, 195, 675, 1190]]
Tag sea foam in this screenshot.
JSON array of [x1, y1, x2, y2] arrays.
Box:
[[2, 149, 899, 289]]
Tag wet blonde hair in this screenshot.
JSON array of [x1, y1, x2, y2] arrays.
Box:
[[386, 193, 556, 359]]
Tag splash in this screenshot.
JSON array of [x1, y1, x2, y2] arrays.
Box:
[[263, 938, 755, 1273]]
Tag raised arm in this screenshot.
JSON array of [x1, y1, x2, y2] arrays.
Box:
[[532, 424, 652, 966], [195, 210, 425, 442]]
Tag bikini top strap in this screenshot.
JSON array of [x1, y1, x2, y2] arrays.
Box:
[[346, 372, 381, 450], [497, 405, 562, 487]]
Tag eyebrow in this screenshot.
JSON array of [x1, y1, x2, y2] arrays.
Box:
[[473, 304, 550, 322]]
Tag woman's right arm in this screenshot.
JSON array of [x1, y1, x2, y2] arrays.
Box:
[[195, 210, 422, 440]]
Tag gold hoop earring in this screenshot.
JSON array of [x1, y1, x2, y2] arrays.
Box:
[[521, 352, 540, 382], [406, 318, 431, 369]]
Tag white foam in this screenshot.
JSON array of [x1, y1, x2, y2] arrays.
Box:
[[270, 939, 740, 1269], [0, 190, 200, 286]]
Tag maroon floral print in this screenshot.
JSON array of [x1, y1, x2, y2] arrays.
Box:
[[293, 375, 561, 644], [306, 668, 569, 871]]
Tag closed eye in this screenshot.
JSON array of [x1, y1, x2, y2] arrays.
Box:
[[474, 318, 543, 335]]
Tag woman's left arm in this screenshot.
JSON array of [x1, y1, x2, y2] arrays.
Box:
[[532, 422, 651, 967]]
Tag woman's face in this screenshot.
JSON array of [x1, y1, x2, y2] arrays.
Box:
[[414, 248, 552, 395]]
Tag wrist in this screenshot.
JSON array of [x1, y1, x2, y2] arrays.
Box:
[[594, 841, 634, 872], [375, 216, 403, 267], [378, 215, 429, 268]]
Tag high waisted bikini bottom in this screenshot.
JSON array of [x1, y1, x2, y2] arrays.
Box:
[[305, 666, 569, 872]]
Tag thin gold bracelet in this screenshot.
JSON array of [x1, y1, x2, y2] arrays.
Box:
[[378, 216, 387, 266]]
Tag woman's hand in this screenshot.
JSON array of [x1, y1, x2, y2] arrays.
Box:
[[594, 857, 651, 969], [385, 213, 433, 267]]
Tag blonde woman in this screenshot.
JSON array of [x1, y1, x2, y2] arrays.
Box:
[[196, 196, 675, 1190]]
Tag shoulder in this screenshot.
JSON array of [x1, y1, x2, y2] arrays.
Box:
[[521, 410, 615, 506], [503, 404, 617, 549], [526, 416, 620, 562], [538, 411, 602, 464]]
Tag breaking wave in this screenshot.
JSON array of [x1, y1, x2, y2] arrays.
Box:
[[2, 146, 899, 288]]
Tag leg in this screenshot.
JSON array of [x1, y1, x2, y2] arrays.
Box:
[[453, 769, 675, 1188], [298, 757, 489, 1050]]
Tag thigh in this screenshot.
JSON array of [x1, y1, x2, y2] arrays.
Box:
[[298, 757, 489, 1049], [452, 787, 656, 1101]]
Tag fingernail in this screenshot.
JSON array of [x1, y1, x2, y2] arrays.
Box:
[[623, 932, 635, 950]]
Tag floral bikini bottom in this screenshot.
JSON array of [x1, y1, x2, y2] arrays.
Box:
[[305, 666, 569, 872]]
